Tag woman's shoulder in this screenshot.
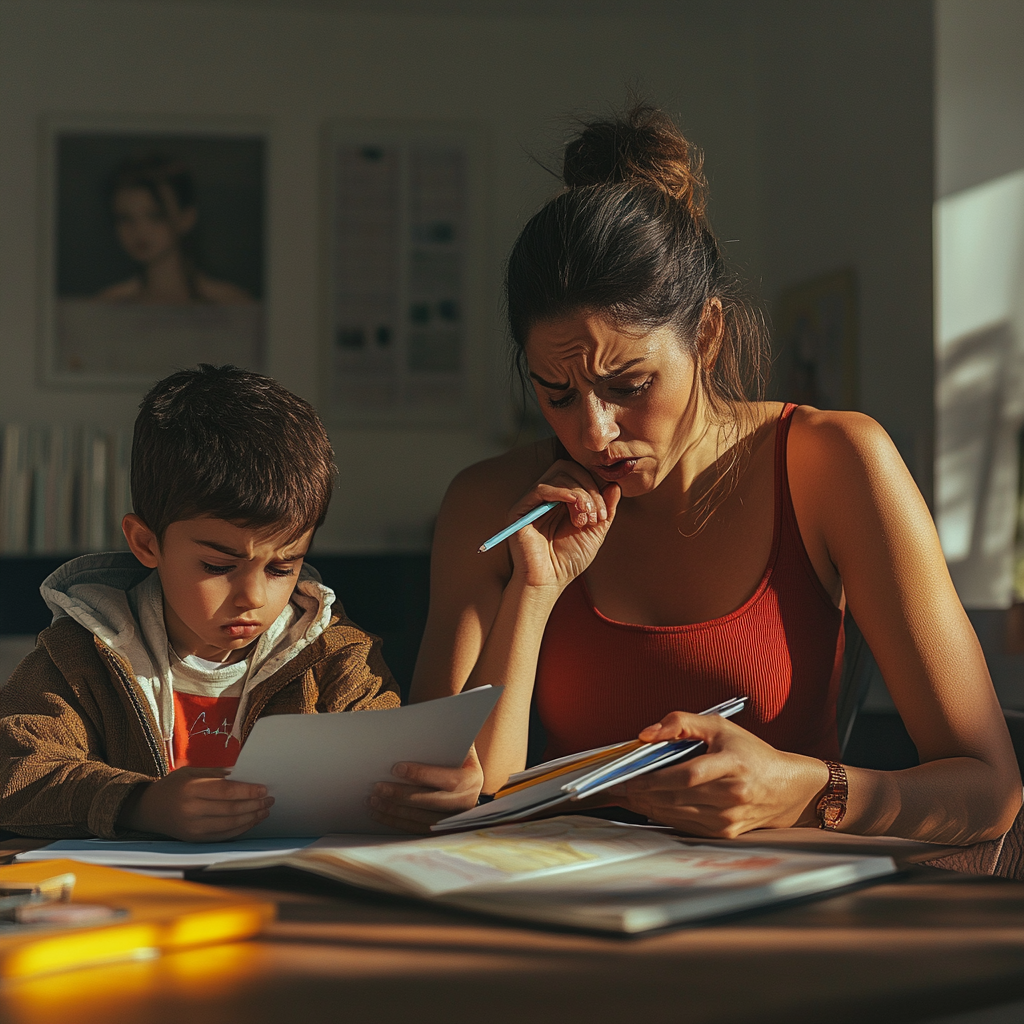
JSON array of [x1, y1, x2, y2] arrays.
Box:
[[195, 276, 256, 305], [787, 405, 902, 469], [93, 278, 141, 303], [785, 405, 916, 515], [446, 438, 559, 503], [439, 438, 560, 536]]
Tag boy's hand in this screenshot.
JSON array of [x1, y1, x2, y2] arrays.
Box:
[[368, 747, 483, 834], [119, 767, 274, 842]]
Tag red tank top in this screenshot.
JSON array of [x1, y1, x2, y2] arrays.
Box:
[[534, 403, 844, 761]]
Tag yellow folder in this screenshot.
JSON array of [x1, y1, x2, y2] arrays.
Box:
[[0, 859, 274, 980]]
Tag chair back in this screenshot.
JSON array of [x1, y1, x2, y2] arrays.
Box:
[[837, 614, 879, 757]]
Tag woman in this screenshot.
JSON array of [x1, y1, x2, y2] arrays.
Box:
[[371, 105, 1021, 844], [95, 154, 253, 306]]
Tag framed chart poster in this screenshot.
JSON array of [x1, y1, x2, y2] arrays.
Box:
[[39, 116, 266, 387], [323, 121, 487, 425]]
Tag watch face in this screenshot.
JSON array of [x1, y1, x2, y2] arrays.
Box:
[[822, 798, 845, 829]]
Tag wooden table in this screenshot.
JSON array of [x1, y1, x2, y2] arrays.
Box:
[[0, 857, 1022, 1024]]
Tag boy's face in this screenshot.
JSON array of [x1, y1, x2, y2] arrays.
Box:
[[124, 515, 313, 664]]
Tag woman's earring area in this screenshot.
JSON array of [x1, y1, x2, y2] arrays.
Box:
[[696, 299, 725, 377]]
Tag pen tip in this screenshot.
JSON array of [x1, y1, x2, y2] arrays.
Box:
[[477, 545, 487, 554]]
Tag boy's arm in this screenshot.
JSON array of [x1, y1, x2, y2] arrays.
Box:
[[313, 624, 402, 713], [0, 645, 157, 840]]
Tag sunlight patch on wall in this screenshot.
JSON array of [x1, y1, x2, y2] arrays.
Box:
[[935, 169, 1024, 607]]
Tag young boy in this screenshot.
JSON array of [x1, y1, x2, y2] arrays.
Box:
[[0, 365, 469, 842]]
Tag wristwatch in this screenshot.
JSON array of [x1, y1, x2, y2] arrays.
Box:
[[816, 760, 848, 830]]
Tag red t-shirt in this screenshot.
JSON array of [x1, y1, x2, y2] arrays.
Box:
[[171, 690, 242, 768]]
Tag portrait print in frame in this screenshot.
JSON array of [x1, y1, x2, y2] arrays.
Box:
[[41, 118, 266, 387], [776, 268, 858, 411]]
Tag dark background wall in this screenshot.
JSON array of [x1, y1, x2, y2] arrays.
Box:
[[5, 2, 1020, 707]]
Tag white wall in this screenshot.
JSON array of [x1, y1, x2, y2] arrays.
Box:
[[0, 0, 761, 552], [0, 0, 943, 554], [934, 0, 1024, 610], [753, 0, 936, 503], [937, 0, 1024, 199]]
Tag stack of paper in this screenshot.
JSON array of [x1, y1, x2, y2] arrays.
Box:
[[16, 837, 320, 871], [432, 696, 747, 832]]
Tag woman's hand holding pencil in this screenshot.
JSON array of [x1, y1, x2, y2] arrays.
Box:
[[478, 501, 561, 553], [479, 460, 621, 593]]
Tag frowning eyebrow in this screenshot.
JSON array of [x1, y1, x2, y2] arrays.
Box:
[[529, 357, 648, 390], [196, 540, 303, 561]]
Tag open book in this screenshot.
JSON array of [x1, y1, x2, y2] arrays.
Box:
[[432, 696, 748, 832], [204, 815, 896, 934]]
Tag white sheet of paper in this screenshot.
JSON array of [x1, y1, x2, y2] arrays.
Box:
[[16, 837, 316, 868], [228, 686, 501, 837]]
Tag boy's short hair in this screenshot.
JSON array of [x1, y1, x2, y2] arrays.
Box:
[[132, 364, 335, 540]]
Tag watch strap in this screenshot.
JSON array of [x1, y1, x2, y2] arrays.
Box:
[[815, 759, 848, 831]]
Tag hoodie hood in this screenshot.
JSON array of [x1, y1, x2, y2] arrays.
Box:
[[41, 552, 338, 758]]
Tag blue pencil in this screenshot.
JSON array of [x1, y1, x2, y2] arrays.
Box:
[[478, 501, 561, 553]]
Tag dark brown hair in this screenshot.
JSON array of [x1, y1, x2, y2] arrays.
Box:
[[505, 104, 769, 421], [109, 153, 197, 216], [108, 153, 203, 300], [131, 364, 335, 541]]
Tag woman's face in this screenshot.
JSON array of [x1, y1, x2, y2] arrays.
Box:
[[525, 312, 701, 498], [112, 186, 196, 266]]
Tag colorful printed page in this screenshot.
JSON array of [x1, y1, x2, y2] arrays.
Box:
[[209, 816, 682, 898], [299, 816, 683, 897], [447, 843, 897, 933], [204, 815, 898, 934]]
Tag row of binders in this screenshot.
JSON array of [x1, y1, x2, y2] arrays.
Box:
[[0, 423, 132, 555]]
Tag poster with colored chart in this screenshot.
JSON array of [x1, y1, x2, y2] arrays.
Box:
[[325, 124, 482, 424]]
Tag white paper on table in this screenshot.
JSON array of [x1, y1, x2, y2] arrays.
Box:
[[229, 686, 501, 837], [15, 837, 317, 869]]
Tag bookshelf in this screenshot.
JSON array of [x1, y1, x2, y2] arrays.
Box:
[[1, 424, 131, 556]]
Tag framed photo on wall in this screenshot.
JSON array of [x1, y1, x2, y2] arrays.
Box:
[[775, 268, 858, 410], [39, 116, 266, 388], [322, 120, 488, 425]]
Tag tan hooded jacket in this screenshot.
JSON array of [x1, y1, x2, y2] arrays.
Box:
[[0, 554, 400, 840]]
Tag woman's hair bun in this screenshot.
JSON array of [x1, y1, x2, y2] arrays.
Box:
[[562, 103, 707, 221]]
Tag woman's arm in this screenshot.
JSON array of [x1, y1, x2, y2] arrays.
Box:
[[412, 453, 620, 790], [615, 410, 1021, 844], [407, 462, 559, 788], [371, 451, 618, 828], [413, 444, 614, 770], [370, 458, 532, 830], [794, 410, 1020, 842]]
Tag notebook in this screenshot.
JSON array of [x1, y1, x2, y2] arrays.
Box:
[[432, 696, 747, 832]]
